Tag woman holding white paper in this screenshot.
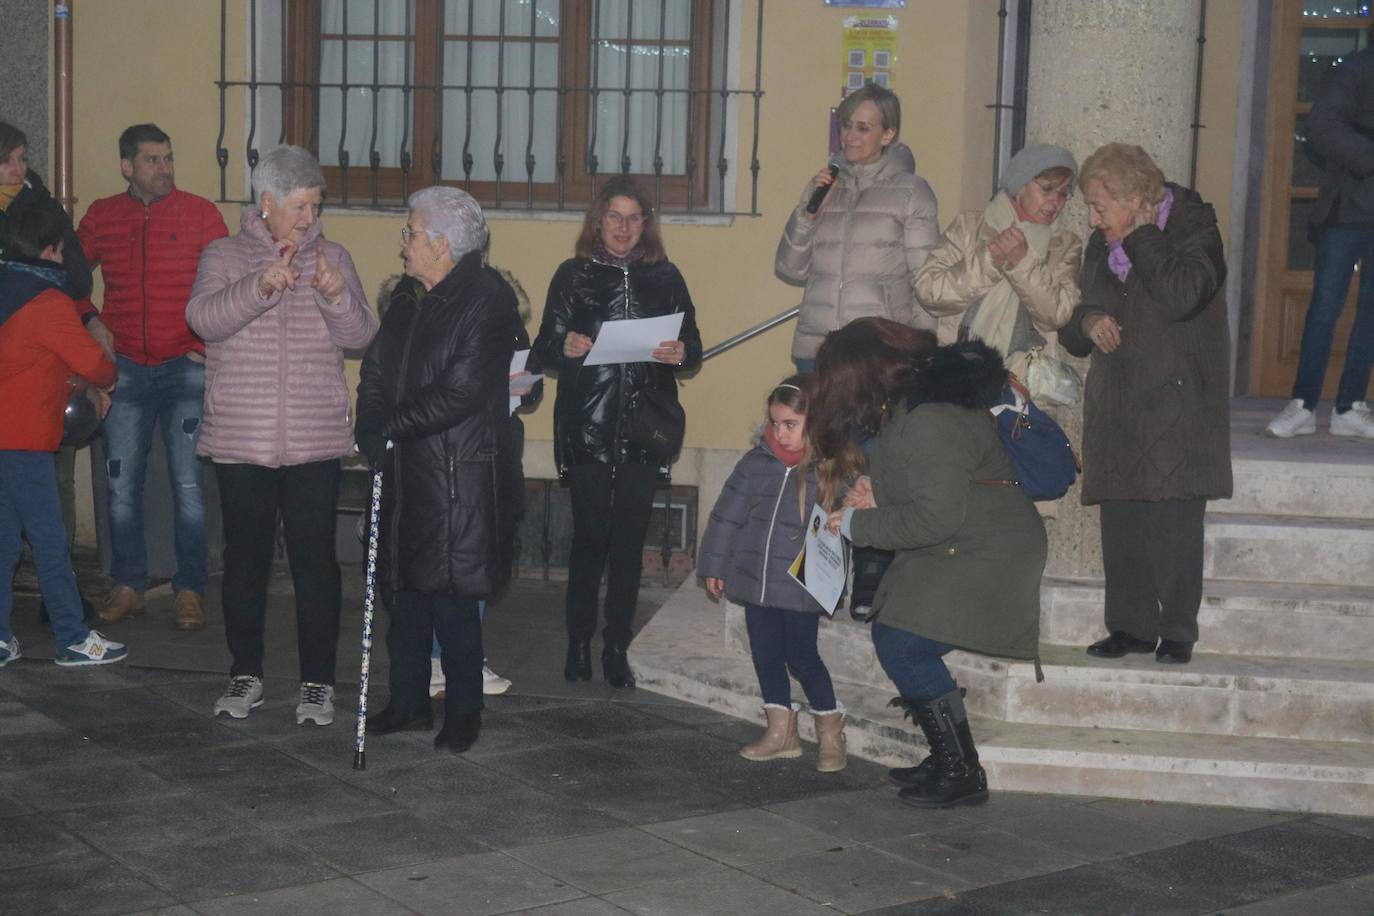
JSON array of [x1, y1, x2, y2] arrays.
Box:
[[532, 176, 702, 689]]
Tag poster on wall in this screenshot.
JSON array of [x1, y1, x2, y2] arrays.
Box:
[[825, 1, 906, 7], [842, 15, 897, 92]]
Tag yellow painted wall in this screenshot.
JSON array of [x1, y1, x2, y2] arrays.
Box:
[[62, 1, 1246, 541], [68, 1, 1007, 454]]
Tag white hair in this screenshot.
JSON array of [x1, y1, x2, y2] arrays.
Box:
[[251, 145, 325, 204], [407, 186, 488, 260]]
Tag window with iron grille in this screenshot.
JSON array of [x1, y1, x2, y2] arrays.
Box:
[[218, 0, 765, 215]]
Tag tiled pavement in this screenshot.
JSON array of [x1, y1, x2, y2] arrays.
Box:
[[3, 566, 1374, 915]]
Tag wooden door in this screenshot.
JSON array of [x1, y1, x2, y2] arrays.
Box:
[[1252, 0, 1372, 397]]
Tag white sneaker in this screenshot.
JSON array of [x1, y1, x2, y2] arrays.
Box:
[[0, 637, 20, 667], [213, 675, 264, 718], [482, 664, 512, 696], [429, 657, 445, 699], [55, 630, 127, 667], [1265, 399, 1316, 438], [1331, 402, 1374, 439], [295, 682, 335, 726]]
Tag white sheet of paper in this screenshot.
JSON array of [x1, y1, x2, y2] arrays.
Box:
[[509, 351, 541, 414], [788, 504, 849, 616], [582, 313, 685, 366]]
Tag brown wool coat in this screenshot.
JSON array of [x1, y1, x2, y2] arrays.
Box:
[[1059, 184, 1233, 505]]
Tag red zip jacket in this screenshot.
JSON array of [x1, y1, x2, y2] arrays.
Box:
[[76, 187, 229, 365], [0, 279, 117, 452]]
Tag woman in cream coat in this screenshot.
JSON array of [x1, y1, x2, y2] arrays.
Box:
[[915, 144, 1082, 384]]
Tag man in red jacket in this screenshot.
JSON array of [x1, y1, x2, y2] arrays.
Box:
[[76, 124, 228, 630], [0, 200, 127, 667]]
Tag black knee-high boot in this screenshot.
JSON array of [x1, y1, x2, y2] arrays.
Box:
[[894, 688, 987, 808], [887, 687, 976, 789]]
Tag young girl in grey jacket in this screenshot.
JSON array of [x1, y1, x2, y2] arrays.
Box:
[[698, 375, 846, 772]]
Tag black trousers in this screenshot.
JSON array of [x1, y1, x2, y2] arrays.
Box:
[[215, 460, 342, 683], [384, 591, 483, 716], [1100, 498, 1207, 644], [564, 462, 659, 647]]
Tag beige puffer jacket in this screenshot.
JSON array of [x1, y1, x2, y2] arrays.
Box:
[[775, 152, 939, 361], [914, 202, 1082, 353]]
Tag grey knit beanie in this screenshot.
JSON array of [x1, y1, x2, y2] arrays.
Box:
[[999, 144, 1078, 194]]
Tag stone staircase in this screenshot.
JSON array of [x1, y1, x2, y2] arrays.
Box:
[[631, 399, 1374, 815]]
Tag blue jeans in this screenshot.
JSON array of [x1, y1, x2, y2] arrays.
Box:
[[104, 355, 207, 593], [0, 452, 89, 650], [1292, 225, 1374, 412], [744, 604, 837, 710], [871, 622, 956, 700], [793, 358, 816, 374]]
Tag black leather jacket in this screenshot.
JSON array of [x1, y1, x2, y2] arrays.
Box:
[[0, 169, 91, 301], [532, 256, 702, 477], [356, 251, 523, 597]]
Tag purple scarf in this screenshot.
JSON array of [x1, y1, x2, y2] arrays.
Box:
[[1107, 187, 1174, 283], [592, 240, 645, 269]]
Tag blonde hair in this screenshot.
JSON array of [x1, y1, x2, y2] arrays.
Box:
[[1079, 143, 1166, 205]]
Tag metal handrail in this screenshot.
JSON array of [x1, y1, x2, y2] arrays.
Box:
[[701, 307, 798, 361]]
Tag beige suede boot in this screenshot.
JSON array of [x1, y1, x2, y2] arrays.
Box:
[[813, 710, 847, 773], [740, 704, 802, 761]]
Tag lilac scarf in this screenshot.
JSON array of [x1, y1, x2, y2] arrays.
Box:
[[592, 240, 645, 269], [1107, 187, 1174, 283]]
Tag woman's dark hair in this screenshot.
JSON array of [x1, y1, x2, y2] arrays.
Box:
[[0, 197, 69, 260], [574, 176, 666, 263], [808, 317, 936, 508], [0, 122, 28, 162]]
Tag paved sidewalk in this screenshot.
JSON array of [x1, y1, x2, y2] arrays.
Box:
[[3, 567, 1374, 915]]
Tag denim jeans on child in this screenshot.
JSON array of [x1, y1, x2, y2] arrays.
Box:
[[0, 451, 89, 651], [103, 355, 207, 593], [744, 603, 837, 710], [871, 622, 956, 699]]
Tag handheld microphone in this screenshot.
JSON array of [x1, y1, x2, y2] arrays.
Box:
[[805, 162, 840, 214]]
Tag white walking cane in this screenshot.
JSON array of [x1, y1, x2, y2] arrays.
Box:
[[353, 463, 385, 770]]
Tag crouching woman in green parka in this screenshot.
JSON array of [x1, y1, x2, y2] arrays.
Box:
[[819, 330, 1046, 808]]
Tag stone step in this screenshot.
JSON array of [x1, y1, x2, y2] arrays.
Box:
[[948, 644, 1374, 745], [636, 579, 1374, 815], [1203, 512, 1374, 588], [1041, 576, 1374, 661], [1224, 455, 1374, 520]]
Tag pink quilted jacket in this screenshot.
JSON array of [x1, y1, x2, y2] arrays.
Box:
[[187, 207, 378, 467]]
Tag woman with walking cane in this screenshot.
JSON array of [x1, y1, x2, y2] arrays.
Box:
[[355, 187, 523, 755]]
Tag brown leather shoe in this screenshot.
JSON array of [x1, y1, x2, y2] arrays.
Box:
[[98, 586, 145, 623], [174, 590, 206, 631]]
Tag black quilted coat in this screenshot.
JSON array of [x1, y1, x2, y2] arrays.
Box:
[[1060, 184, 1233, 506], [356, 251, 523, 597], [532, 256, 702, 478]]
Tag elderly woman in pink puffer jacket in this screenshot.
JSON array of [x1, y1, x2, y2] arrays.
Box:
[[187, 145, 377, 729]]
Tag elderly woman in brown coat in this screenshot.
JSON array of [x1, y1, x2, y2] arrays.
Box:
[[1059, 143, 1232, 666], [775, 82, 939, 372]]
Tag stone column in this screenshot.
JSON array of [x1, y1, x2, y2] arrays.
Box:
[[1024, 0, 1202, 579]]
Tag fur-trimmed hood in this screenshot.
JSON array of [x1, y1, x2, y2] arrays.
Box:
[[903, 339, 1006, 411]]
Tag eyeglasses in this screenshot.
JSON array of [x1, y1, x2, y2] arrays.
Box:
[[400, 225, 420, 243], [603, 211, 645, 227], [1034, 180, 1074, 201]]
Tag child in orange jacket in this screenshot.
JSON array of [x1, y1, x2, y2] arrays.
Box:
[[0, 200, 126, 667]]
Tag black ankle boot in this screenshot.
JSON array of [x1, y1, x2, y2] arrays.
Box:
[[897, 690, 987, 808], [601, 643, 635, 690], [564, 639, 592, 681], [434, 711, 481, 754], [365, 704, 433, 735], [886, 697, 935, 788]]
